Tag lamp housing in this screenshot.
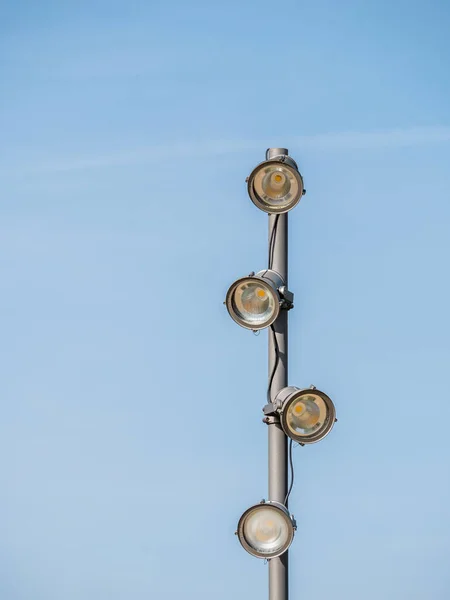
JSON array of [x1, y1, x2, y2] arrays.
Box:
[[275, 386, 336, 444], [247, 153, 304, 214], [225, 270, 286, 331], [236, 500, 296, 559]]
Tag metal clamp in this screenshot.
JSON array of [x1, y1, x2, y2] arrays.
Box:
[[279, 286, 294, 310], [263, 403, 278, 414], [262, 415, 280, 425]]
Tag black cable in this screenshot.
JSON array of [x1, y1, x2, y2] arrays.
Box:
[[266, 213, 280, 402], [268, 214, 280, 270], [267, 324, 280, 403], [284, 438, 294, 506], [267, 213, 293, 506]]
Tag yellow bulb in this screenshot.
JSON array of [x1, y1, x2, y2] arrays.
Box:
[[256, 288, 266, 298], [270, 173, 285, 186]]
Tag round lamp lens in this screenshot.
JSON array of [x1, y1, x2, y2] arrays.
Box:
[[250, 162, 303, 213], [232, 282, 276, 328], [238, 504, 294, 558], [226, 270, 284, 330]]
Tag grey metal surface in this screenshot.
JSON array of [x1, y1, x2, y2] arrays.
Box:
[[265, 147, 299, 171], [266, 148, 288, 160], [256, 269, 285, 290], [268, 207, 289, 600]]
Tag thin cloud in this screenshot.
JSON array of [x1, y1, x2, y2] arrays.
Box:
[[294, 126, 450, 150], [4, 126, 450, 176]]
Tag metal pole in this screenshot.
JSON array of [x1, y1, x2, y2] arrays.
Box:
[[267, 148, 289, 600]]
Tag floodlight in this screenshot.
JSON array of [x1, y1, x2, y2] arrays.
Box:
[[236, 500, 296, 559], [225, 270, 287, 330], [247, 153, 304, 214], [275, 387, 336, 444]]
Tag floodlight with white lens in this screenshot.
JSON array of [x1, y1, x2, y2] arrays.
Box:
[[225, 270, 286, 331], [275, 387, 336, 444], [236, 501, 296, 559], [247, 155, 304, 214]]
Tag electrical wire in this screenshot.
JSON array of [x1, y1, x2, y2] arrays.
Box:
[[258, 215, 280, 286], [268, 214, 280, 270], [284, 439, 294, 506], [266, 214, 280, 403], [267, 212, 294, 507], [267, 324, 280, 403], [267, 215, 280, 401]]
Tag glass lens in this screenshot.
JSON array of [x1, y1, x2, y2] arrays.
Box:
[[232, 281, 276, 327], [253, 164, 300, 211], [243, 507, 290, 555], [286, 394, 328, 437]]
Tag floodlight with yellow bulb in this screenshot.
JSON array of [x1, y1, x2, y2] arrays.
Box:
[[274, 387, 336, 444], [247, 151, 304, 214], [236, 500, 296, 559], [225, 270, 292, 331]]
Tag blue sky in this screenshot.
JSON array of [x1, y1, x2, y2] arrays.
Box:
[[1, 1, 450, 598]]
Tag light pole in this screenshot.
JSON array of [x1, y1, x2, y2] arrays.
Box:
[[266, 148, 290, 600], [225, 148, 337, 600]]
